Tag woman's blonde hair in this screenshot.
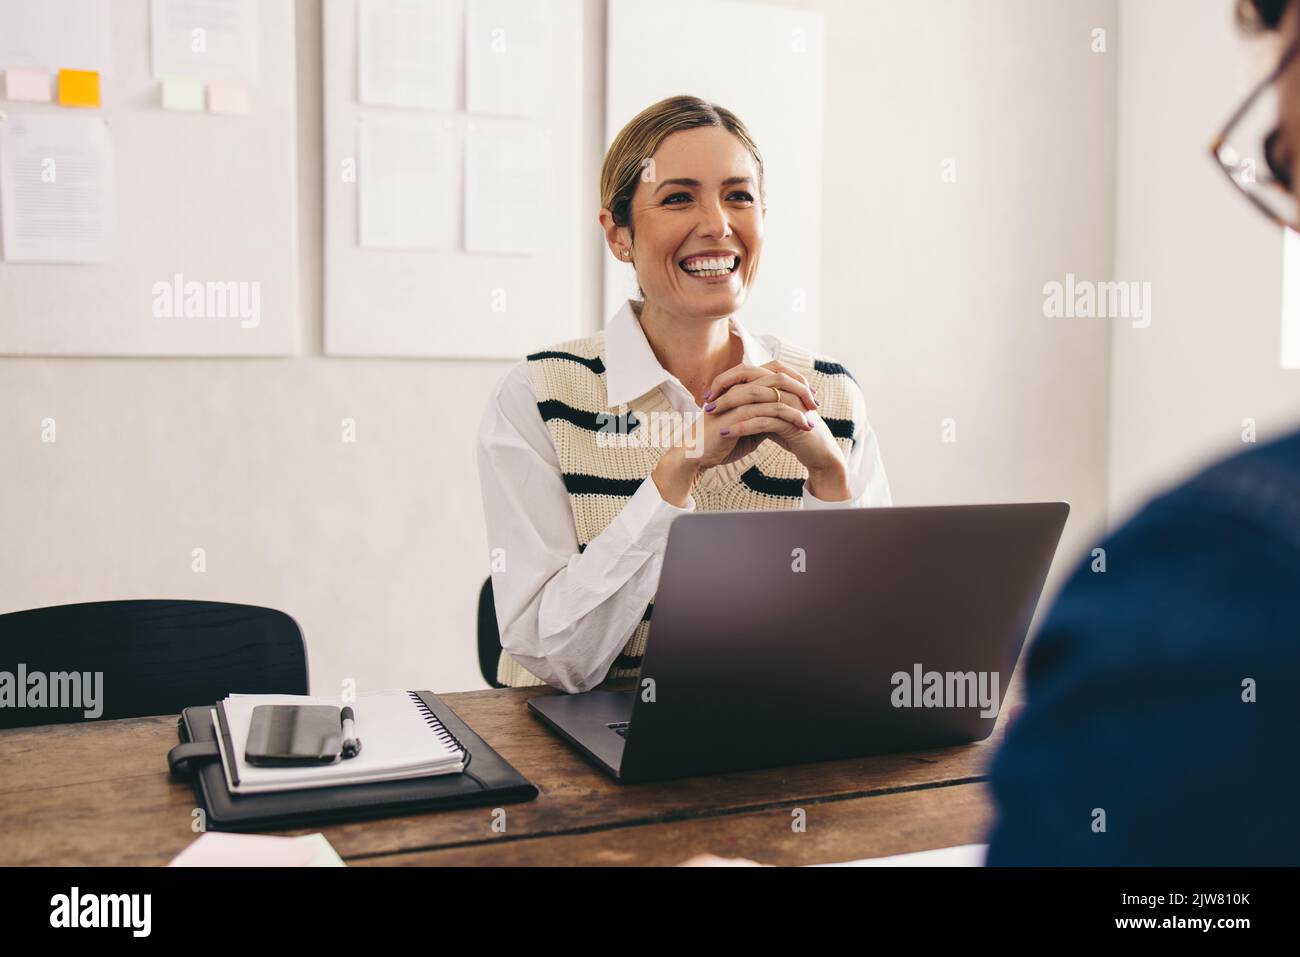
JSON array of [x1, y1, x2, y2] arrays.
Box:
[[600, 94, 767, 233]]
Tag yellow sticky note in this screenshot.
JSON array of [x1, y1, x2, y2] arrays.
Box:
[[57, 69, 101, 108]]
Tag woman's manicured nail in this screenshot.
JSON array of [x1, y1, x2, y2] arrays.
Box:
[[704, 401, 717, 412], [720, 428, 731, 436], [814, 398, 821, 407], [703, 390, 712, 400]]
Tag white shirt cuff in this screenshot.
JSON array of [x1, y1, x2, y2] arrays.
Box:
[[802, 467, 870, 509], [611, 473, 696, 553]]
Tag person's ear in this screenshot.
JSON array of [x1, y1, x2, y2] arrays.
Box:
[[599, 207, 633, 262]]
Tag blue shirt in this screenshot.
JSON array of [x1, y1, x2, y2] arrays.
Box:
[[986, 431, 1300, 865]]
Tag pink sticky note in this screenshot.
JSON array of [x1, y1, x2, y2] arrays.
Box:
[[207, 82, 249, 115], [168, 832, 322, 867], [5, 67, 52, 103]]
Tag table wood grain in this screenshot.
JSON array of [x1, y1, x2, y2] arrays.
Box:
[[353, 783, 994, 867], [0, 681, 1017, 866]]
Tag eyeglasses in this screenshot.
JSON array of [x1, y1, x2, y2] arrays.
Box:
[[1211, 39, 1300, 229]]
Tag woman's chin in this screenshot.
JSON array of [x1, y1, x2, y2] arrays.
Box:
[[681, 289, 746, 318], [682, 276, 746, 303]]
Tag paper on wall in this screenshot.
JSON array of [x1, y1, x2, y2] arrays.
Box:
[[149, 0, 258, 85], [56, 68, 101, 108], [4, 67, 54, 103], [161, 75, 204, 111], [464, 118, 552, 255], [207, 81, 249, 115], [358, 114, 459, 250], [465, 0, 553, 119], [0, 112, 115, 263], [357, 0, 459, 111], [0, 0, 112, 76]]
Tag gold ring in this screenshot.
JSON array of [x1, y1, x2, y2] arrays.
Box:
[[770, 386, 782, 404]]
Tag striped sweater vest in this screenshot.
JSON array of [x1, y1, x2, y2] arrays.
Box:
[[496, 329, 861, 688]]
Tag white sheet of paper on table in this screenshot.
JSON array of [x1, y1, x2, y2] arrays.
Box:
[[812, 843, 989, 867], [149, 0, 258, 85], [358, 114, 459, 250], [0, 0, 112, 76], [168, 831, 346, 867], [464, 0, 553, 118], [0, 113, 115, 263], [463, 118, 552, 255], [357, 0, 459, 111]]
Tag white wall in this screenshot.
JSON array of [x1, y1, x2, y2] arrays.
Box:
[[0, 0, 1117, 694], [1110, 0, 1300, 521], [818, 0, 1117, 586]]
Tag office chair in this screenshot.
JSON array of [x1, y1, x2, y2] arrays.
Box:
[[477, 577, 505, 689], [0, 599, 308, 729]]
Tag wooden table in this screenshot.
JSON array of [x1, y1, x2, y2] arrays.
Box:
[[0, 681, 1014, 866]]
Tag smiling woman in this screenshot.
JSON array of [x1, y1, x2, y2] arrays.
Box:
[[476, 94, 892, 693]]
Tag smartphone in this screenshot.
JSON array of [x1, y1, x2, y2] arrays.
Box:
[[244, 704, 343, 766]]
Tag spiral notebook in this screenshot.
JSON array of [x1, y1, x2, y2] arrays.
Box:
[[214, 690, 467, 795]]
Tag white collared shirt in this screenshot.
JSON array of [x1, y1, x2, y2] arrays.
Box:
[[476, 300, 891, 692]]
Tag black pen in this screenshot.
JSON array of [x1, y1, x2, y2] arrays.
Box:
[[340, 706, 362, 759]]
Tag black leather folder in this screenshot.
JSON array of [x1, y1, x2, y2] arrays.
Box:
[[167, 691, 537, 831]]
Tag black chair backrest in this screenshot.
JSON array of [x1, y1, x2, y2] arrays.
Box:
[[0, 599, 308, 729], [477, 578, 504, 688]]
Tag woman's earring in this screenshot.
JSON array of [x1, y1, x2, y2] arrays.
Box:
[[622, 249, 631, 259]]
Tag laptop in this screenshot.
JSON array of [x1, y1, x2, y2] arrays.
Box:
[[528, 502, 1069, 783]]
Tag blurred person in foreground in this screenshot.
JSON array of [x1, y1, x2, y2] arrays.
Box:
[[985, 0, 1300, 866]]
